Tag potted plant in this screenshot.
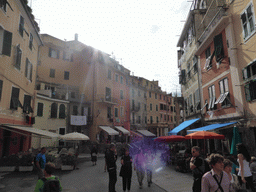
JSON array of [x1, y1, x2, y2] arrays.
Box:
[[0, 154, 19, 172], [18, 153, 34, 172], [60, 154, 75, 170]]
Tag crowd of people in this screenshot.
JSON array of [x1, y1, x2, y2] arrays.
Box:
[[190, 143, 256, 192]]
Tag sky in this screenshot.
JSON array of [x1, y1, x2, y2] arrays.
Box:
[[29, 0, 192, 95]]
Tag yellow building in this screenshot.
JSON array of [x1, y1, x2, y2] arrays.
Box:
[[0, 0, 43, 157]]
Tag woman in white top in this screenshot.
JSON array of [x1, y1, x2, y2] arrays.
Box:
[[236, 143, 255, 192]]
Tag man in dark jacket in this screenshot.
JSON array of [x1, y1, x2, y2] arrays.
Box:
[[190, 146, 204, 192], [105, 144, 117, 192]]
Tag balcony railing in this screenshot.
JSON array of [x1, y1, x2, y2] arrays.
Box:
[[96, 94, 117, 104]]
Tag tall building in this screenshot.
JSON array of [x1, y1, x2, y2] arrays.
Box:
[[0, 0, 43, 157]]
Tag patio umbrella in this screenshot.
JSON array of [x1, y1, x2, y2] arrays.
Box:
[[60, 132, 90, 141], [154, 135, 185, 143], [230, 126, 241, 155], [185, 131, 225, 140]]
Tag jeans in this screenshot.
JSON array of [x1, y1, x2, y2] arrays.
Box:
[[108, 170, 117, 192], [136, 168, 145, 185], [147, 169, 152, 183]]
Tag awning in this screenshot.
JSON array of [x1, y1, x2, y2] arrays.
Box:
[[114, 126, 130, 135], [99, 126, 119, 135], [136, 130, 156, 137], [187, 122, 237, 133], [130, 130, 143, 138], [1, 124, 60, 139], [168, 118, 200, 135]]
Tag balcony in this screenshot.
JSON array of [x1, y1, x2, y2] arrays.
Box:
[[131, 106, 140, 112], [96, 94, 117, 105]]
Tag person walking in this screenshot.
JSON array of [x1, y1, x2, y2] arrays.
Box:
[[145, 149, 154, 187], [105, 144, 118, 192], [190, 146, 205, 192], [223, 159, 240, 191], [35, 147, 47, 179], [91, 145, 98, 166], [134, 148, 146, 189], [34, 162, 62, 192], [120, 148, 132, 192], [201, 153, 233, 192], [236, 143, 255, 191]]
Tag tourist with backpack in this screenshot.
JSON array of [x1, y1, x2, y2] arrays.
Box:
[[34, 162, 62, 192], [190, 146, 210, 192]]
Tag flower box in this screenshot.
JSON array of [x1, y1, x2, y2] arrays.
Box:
[[61, 165, 74, 171], [18, 166, 33, 172], [0, 166, 16, 172]]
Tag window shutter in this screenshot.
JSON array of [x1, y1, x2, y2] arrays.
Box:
[[245, 83, 251, 101], [30, 64, 33, 81], [25, 58, 28, 78], [2, 30, 12, 56], [48, 47, 52, 57], [0, 80, 3, 101]]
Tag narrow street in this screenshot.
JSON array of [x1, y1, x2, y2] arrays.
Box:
[[0, 156, 194, 192]]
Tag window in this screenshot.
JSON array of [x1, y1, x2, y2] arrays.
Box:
[[108, 69, 111, 79], [15, 45, 22, 70], [115, 108, 118, 117], [73, 105, 78, 115], [50, 69, 55, 78], [160, 95, 162, 100], [204, 47, 214, 70], [120, 76, 123, 84], [187, 63, 191, 79], [0, 0, 7, 11], [48, 48, 60, 59], [132, 100, 135, 110], [193, 56, 198, 73], [10, 87, 22, 110], [120, 90, 124, 99], [156, 105, 158, 111], [23, 95, 33, 114], [0, 28, 12, 56], [138, 116, 141, 124], [150, 103, 152, 111], [120, 106, 124, 116], [0, 80, 3, 101], [216, 78, 230, 107], [194, 89, 200, 110], [156, 116, 159, 123], [29, 33, 33, 50], [214, 33, 224, 62], [132, 89, 135, 97], [81, 107, 88, 116], [155, 93, 157, 99], [71, 92, 76, 99], [145, 116, 147, 124], [241, 3, 255, 40], [63, 51, 70, 61], [107, 107, 112, 118], [106, 87, 111, 102], [64, 71, 69, 80], [19, 16, 24, 37], [189, 94, 193, 112], [144, 92, 147, 98], [149, 92, 151, 98], [50, 103, 58, 118], [208, 85, 216, 110], [245, 80, 256, 101], [243, 61, 256, 81], [199, 0, 206, 9], [59, 104, 65, 119], [37, 102, 43, 117], [25, 58, 33, 81], [150, 116, 153, 124], [115, 74, 118, 82]]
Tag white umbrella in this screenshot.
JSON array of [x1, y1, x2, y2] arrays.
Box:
[[60, 132, 90, 141]]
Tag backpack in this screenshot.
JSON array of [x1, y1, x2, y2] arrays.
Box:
[[41, 176, 61, 192]]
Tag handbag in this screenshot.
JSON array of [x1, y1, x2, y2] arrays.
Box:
[[119, 166, 124, 177]]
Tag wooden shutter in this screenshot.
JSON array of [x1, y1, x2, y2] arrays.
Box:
[[2, 30, 12, 56], [244, 83, 251, 101], [37, 103, 43, 117]]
